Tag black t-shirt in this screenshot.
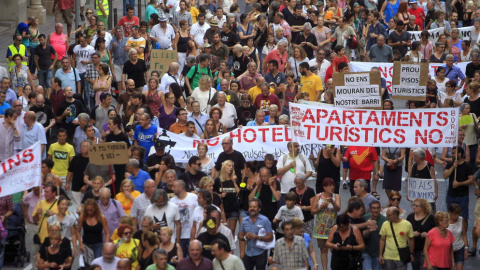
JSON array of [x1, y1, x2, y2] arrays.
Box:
[[232, 55, 250, 78], [30, 105, 54, 128], [388, 31, 411, 57], [215, 150, 246, 183], [220, 31, 239, 49], [446, 161, 474, 197], [214, 178, 239, 213], [146, 153, 170, 179], [123, 59, 147, 88], [465, 62, 480, 80], [255, 161, 278, 176], [464, 96, 480, 117], [56, 99, 86, 137], [406, 213, 436, 251], [236, 105, 256, 126], [348, 214, 365, 231], [81, 189, 100, 203], [294, 33, 318, 59], [105, 131, 131, 146], [68, 154, 89, 191], [197, 232, 231, 261], [282, 7, 294, 22], [252, 181, 280, 222], [287, 15, 306, 41], [40, 237, 72, 270], [179, 171, 207, 192], [288, 186, 316, 222], [34, 44, 56, 70]]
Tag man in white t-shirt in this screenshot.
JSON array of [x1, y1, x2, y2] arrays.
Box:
[[150, 13, 176, 50], [73, 35, 95, 74], [190, 13, 210, 46], [308, 49, 330, 82], [144, 189, 181, 242], [91, 243, 121, 269], [213, 91, 237, 130], [170, 180, 198, 255]]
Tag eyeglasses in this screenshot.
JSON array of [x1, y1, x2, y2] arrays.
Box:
[[222, 142, 230, 145], [16, 39, 22, 41], [86, 12, 93, 14], [391, 198, 401, 201], [412, 204, 420, 208], [196, 163, 202, 166], [123, 231, 132, 235]]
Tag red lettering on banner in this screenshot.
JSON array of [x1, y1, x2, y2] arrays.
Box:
[[410, 112, 422, 127], [394, 129, 406, 143], [243, 128, 256, 142], [398, 112, 409, 126], [436, 112, 448, 126], [424, 111, 435, 126], [285, 126, 292, 141], [366, 111, 380, 126], [429, 129, 443, 144], [302, 109, 315, 122], [415, 130, 428, 144], [331, 127, 342, 141], [382, 111, 396, 126], [0, 148, 35, 174], [349, 127, 360, 142], [258, 128, 269, 142], [193, 138, 220, 148], [343, 110, 355, 125], [379, 129, 392, 143], [272, 127, 283, 142], [327, 110, 341, 124]]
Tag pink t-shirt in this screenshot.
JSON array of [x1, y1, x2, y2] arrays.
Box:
[[424, 228, 454, 268]]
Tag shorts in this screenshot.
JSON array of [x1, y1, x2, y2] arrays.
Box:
[[225, 211, 239, 219], [80, 0, 86, 6], [239, 209, 249, 218], [113, 64, 123, 82], [453, 247, 465, 264], [474, 198, 480, 219], [55, 8, 73, 26], [342, 161, 350, 169]]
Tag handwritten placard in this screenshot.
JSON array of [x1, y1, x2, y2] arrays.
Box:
[[149, 49, 179, 77], [89, 142, 129, 165], [407, 178, 435, 202]]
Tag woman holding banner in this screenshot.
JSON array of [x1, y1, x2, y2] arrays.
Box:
[[408, 148, 438, 212], [381, 146, 405, 199], [434, 67, 448, 94]]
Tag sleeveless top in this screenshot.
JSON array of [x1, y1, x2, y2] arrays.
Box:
[[316, 148, 340, 187], [411, 163, 432, 179], [82, 219, 103, 245], [166, 244, 178, 264], [385, 0, 399, 24], [138, 248, 157, 270], [331, 226, 360, 268], [177, 32, 190, 53], [146, 90, 162, 114], [448, 217, 464, 251], [49, 32, 67, 59], [313, 193, 337, 239], [29, 28, 40, 48], [100, 50, 110, 65]]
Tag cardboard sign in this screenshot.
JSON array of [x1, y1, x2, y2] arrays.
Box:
[[89, 142, 129, 165], [392, 62, 428, 101], [333, 71, 382, 109], [407, 178, 435, 202], [149, 49, 179, 77]]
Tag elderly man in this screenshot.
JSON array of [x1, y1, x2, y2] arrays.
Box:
[[443, 54, 467, 90], [73, 113, 101, 153], [22, 111, 47, 158], [239, 198, 273, 270], [212, 239, 244, 270], [271, 221, 309, 269], [187, 101, 209, 136], [379, 207, 414, 270], [117, 258, 132, 270], [127, 158, 151, 193], [110, 26, 129, 91], [293, 22, 317, 59], [239, 62, 262, 93], [144, 189, 181, 242], [211, 92, 237, 131], [309, 50, 331, 82], [146, 249, 175, 270], [98, 187, 126, 236], [277, 142, 313, 205], [91, 242, 121, 268], [368, 35, 393, 63], [131, 179, 156, 228], [122, 48, 148, 90], [150, 14, 175, 51], [159, 62, 180, 94], [354, 179, 378, 213], [254, 82, 281, 115], [54, 57, 81, 94], [213, 137, 246, 180], [171, 180, 199, 255], [211, 79, 240, 107], [0, 108, 20, 161], [1, 78, 19, 106], [264, 40, 288, 74], [246, 109, 266, 126], [48, 23, 69, 72], [176, 239, 213, 270]]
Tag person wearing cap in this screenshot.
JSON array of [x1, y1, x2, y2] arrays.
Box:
[[150, 13, 176, 50], [293, 22, 318, 59], [146, 140, 174, 178], [198, 43, 219, 72], [172, 0, 193, 31], [387, 20, 411, 57], [197, 211, 231, 261], [408, 1, 425, 30], [204, 19, 219, 45]]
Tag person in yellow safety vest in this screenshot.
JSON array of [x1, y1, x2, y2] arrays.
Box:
[[6, 34, 28, 72], [96, 0, 110, 26]]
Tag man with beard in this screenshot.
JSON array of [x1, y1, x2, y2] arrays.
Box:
[[211, 32, 230, 62], [144, 189, 181, 242], [29, 94, 55, 133], [238, 198, 273, 270], [55, 86, 86, 139], [248, 168, 281, 222], [190, 13, 210, 46], [387, 20, 411, 58], [170, 180, 199, 255], [299, 62, 323, 102], [308, 50, 330, 82], [91, 242, 120, 268]]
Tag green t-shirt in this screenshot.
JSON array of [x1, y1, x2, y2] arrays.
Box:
[[145, 263, 176, 270], [362, 213, 387, 257], [187, 64, 212, 90]]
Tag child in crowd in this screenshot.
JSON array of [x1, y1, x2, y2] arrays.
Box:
[[273, 191, 304, 235]]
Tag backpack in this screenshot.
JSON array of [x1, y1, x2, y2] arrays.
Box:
[[282, 154, 307, 169], [191, 64, 212, 80]]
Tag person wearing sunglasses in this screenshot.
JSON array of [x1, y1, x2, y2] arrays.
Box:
[[381, 191, 408, 219], [114, 224, 140, 269]]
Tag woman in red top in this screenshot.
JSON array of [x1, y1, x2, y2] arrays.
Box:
[[424, 211, 455, 270]]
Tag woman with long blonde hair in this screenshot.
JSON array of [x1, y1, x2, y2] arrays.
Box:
[[77, 199, 109, 258], [214, 160, 240, 233]]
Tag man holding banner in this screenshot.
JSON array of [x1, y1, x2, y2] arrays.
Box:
[[444, 54, 467, 90]]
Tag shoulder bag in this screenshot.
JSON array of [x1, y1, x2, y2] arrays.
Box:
[[389, 221, 411, 264], [33, 199, 58, 244]]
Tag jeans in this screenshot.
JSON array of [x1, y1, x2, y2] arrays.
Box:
[[180, 239, 189, 258], [242, 250, 268, 270], [123, 0, 136, 15], [0, 230, 6, 269], [362, 253, 380, 270], [257, 46, 264, 71], [37, 69, 53, 89], [446, 194, 469, 220], [382, 259, 407, 270], [87, 242, 103, 260], [411, 250, 425, 270]]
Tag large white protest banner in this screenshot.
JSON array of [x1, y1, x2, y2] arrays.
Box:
[[0, 141, 42, 197], [289, 102, 459, 147], [409, 27, 444, 43], [150, 126, 324, 162], [350, 61, 469, 93], [407, 178, 436, 202]]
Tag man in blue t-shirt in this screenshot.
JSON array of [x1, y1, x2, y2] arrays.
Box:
[[133, 113, 158, 161], [127, 158, 151, 193], [17, 17, 35, 47]]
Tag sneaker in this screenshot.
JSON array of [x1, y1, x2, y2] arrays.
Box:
[[468, 248, 477, 257], [343, 182, 348, 189]]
